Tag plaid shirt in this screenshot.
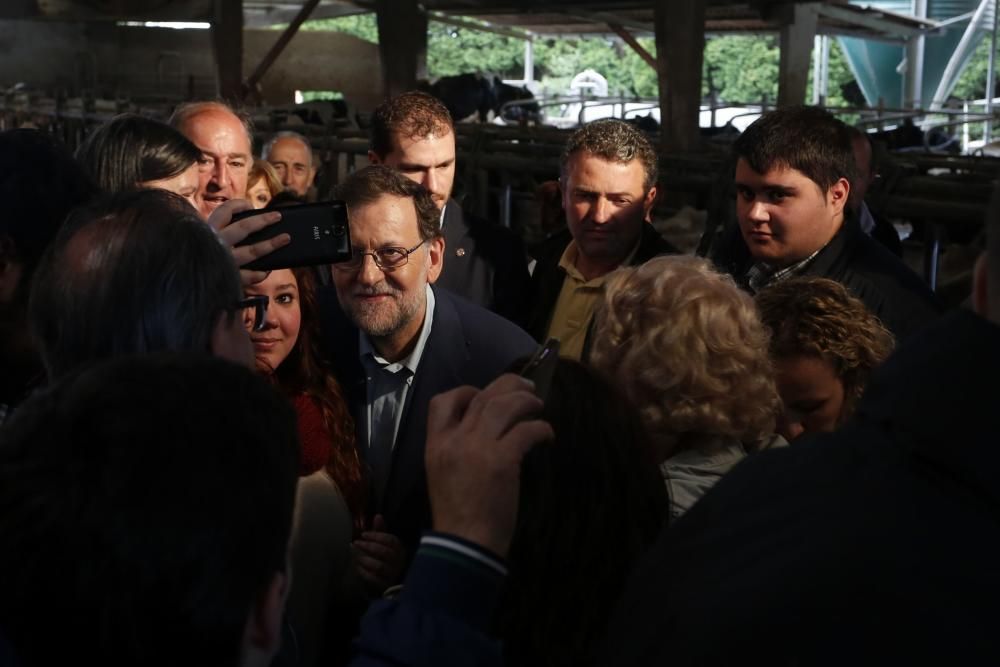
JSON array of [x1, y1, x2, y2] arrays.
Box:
[[745, 247, 822, 294]]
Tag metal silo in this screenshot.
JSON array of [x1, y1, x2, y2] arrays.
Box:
[[839, 0, 995, 108]]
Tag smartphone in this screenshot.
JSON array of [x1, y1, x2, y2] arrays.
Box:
[[520, 338, 560, 402], [233, 201, 351, 272]]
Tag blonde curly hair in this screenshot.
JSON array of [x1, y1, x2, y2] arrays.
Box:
[[754, 276, 895, 420], [591, 255, 780, 459]]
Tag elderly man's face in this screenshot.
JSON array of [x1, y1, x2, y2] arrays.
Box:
[[178, 109, 252, 218], [267, 137, 315, 197]]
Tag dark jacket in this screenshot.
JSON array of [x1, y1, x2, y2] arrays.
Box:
[[436, 199, 531, 323], [351, 534, 506, 667], [603, 310, 1000, 665], [318, 285, 536, 556], [716, 216, 943, 340], [522, 223, 679, 345]]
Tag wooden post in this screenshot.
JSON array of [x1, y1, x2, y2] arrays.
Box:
[[608, 23, 657, 72], [243, 0, 322, 102], [376, 0, 428, 98], [211, 0, 243, 104], [778, 3, 819, 107], [654, 0, 706, 152]]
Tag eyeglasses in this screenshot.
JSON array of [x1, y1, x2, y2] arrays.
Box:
[[333, 240, 425, 272], [237, 295, 269, 332]]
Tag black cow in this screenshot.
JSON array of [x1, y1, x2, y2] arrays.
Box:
[[421, 73, 495, 122], [492, 77, 540, 123], [869, 118, 959, 153], [422, 73, 540, 123]]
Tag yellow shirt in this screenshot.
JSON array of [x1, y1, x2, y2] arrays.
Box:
[[545, 241, 635, 361]]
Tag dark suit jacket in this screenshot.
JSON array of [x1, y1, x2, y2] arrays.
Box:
[[318, 284, 537, 556], [436, 199, 531, 323], [715, 215, 943, 341], [522, 223, 679, 346]]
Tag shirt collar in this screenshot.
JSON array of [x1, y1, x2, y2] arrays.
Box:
[[557, 236, 642, 285], [746, 246, 824, 293], [358, 285, 436, 374]]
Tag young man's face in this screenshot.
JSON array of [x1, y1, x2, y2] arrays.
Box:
[[735, 159, 849, 267], [369, 131, 456, 210]]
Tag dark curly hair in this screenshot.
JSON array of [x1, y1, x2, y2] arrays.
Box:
[[370, 91, 453, 159], [755, 276, 895, 419]]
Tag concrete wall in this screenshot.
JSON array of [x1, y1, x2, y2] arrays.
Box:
[[0, 21, 382, 109]]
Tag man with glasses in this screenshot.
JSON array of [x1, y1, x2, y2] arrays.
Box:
[[323, 165, 535, 590]]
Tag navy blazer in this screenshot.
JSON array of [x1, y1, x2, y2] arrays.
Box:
[[435, 199, 531, 323], [318, 284, 537, 555]]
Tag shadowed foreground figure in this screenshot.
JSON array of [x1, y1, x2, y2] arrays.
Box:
[[0, 354, 299, 667], [0, 129, 96, 420], [602, 193, 1000, 665], [497, 359, 666, 666]]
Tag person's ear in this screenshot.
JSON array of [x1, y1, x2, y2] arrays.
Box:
[[642, 185, 658, 222], [973, 253, 989, 318], [425, 236, 446, 284], [243, 571, 288, 666], [828, 177, 850, 214]]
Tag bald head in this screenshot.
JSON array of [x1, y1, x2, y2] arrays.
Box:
[[170, 102, 253, 218], [263, 132, 315, 197]]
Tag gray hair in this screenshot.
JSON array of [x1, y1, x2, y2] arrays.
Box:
[[261, 130, 314, 167]]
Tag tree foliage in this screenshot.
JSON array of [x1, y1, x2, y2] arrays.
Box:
[[302, 12, 1000, 112], [952, 35, 999, 102], [302, 14, 856, 108]]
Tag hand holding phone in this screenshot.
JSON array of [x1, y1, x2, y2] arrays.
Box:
[[520, 338, 560, 402], [207, 200, 289, 285], [233, 200, 351, 272]]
